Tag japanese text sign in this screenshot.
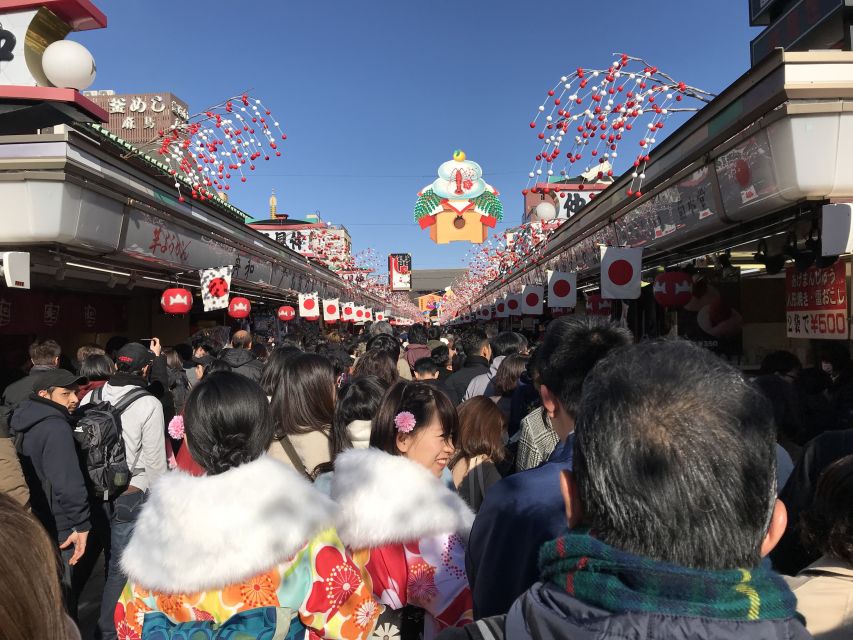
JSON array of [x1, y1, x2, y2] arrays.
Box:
[[785, 262, 848, 340]]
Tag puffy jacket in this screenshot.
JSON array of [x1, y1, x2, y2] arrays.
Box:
[[9, 396, 91, 537], [439, 581, 812, 640], [219, 348, 263, 382]]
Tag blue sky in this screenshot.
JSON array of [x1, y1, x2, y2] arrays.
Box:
[[76, 1, 761, 271]]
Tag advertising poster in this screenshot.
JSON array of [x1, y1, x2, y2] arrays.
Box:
[[389, 253, 412, 291], [785, 262, 848, 340], [677, 269, 743, 357]]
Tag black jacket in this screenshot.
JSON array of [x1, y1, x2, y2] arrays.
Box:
[[2, 365, 58, 408], [220, 348, 263, 382], [446, 356, 490, 404], [9, 395, 91, 538], [438, 581, 811, 640]]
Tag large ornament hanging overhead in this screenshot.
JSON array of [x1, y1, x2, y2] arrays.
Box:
[[142, 93, 287, 203], [525, 54, 712, 200], [414, 150, 503, 244]]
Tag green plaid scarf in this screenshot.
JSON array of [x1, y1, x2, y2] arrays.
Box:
[[539, 531, 797, 621]]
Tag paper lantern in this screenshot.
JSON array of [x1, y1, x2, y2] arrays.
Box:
[[42, 40, 97, 90], [277, 305, 296, 321], [160, 288, 192, 315], [585, 294, 613, 317], [228, 297, 251, 319], [653, 272, 693, 308], [532, 201, 557, 222]]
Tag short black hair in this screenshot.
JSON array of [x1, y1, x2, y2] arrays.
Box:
[[490, 332, 526, 358], [370, 380, 458, 455], [407, 324, 428, 345], [759, 350, 801, 376], [801, 454, 853, 565], [574, 339, 778, 570], [461, 328, 488, 361], [78, 355, 114, 381], [428, 326, 441, 341], [366, 333, 401, 362], [538, 317, 631, 418], [184, 371, 274, 475], [431, 344, 450, 367], [413, 357, 439, 377]]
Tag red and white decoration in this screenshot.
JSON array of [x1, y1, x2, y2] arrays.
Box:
[[521, 284, 544, 315], [160, 288, 192, 315], [365, 308, 373, 321], [507, 292, 523, 316], [375, 310, 386, 322], [496, 297, 509, 318], [323, 299, 340, 322], [342, 302, 355, 322], [585, 294, 613, 317], [277, 305, 296, 321], [547, 270, 577, 308], [479, 306, 491, 320], [653, 271, 693, 308], [600, 247, 643, 300], [355, 306, 366, 322], [228, 296, 251, 319], [299, 292, 320, 318], [199, 266, 233, 312]]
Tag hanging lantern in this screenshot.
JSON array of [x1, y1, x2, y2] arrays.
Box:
[[585, 294, 613, 317], [653, 271, 693, 308], [160, 288, 193, 315], [277, 305, 296, 322], [228, 297, 251, 319]]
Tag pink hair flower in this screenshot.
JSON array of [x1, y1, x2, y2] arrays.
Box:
[[168, 415, 185, 440], [394, 411, 416, 433]]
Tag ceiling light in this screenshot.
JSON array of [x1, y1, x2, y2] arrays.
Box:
[[66, 262, 131, 277]]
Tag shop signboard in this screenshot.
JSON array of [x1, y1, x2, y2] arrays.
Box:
[[0, 289, 127, 335], [389, 253, 412, 291], [83, 91, 190, 146], [785, 262, 848, 340]]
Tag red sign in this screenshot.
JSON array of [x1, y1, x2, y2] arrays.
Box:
[[786, 263, 848, 339], [0, 290, 128, 335]]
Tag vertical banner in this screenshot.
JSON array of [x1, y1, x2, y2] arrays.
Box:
[[199, 265, 233, 312], [548, 270, 577, 308], [507, 292, 522, 316], [299, 292, 319, 318], [342, 302, 355, 322], [323, 299, 340, 322], [521, 284, 544, 315], [600, 247, 643, 299], [389, 253, 412, 291], [786, 262, 848, 340], [496, 296, 509, 318]]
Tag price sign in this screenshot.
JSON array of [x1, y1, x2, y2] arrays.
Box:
[[785, 262, 848, 339]]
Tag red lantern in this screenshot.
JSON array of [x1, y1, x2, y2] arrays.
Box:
[[734, 158, 751, 188], [160, 288, 193, 315], [585, 294, 612, 317], [304, 315, 320, 322], [653, 271, 693, 308], [277, 305, 296, 322], [228, 297, 251, 319]]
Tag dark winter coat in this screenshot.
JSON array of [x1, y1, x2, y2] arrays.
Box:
[[446, 356, 490, 405], [219, 348, 263, 382], [9, 395, 91, 538], [438, 581, 812, 640], [2, 365, 58, 408], [404, 343, 433, 371]]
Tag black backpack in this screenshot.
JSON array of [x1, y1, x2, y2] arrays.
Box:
[[73, 387, 150, 500]]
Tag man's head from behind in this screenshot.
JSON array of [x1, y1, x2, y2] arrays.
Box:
[[413, 357, 440, 380], [461, 328, 490, 362], [115, 343, 153, 377], [231, 330, 253, 350], [29, 339, 61, 368], [567, 339, 785, 570], [490, 332, 527, 359], [538, 318, 632, 439]]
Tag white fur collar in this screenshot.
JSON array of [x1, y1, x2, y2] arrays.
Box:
[[346, 419, 372, 449], [121, 455, 336, 593], [331, 447, 474, 549]]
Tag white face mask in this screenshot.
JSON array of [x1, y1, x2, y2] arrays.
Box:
[[821, 361, 834, 374]]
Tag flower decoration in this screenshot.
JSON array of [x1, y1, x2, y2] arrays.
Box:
[[167, 415, 185, 440], [394, 411, 416, 433]]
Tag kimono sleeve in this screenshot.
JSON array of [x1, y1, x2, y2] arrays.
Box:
[[404, 533, 473, 630]]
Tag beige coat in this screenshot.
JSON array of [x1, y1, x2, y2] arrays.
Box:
[[267, 429, 332, 477], [0, 436, 29, 509], [786, 556, 853, 639]]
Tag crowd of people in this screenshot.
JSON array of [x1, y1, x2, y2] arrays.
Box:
[[0, 318, 851, 639]]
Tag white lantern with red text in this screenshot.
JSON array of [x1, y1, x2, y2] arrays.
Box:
[[228, 297, 251, 319], [160, 288, 192, 315]]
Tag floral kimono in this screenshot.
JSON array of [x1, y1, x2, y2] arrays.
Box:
[[115, 455, 382, 639], [331, 448, 474, 640]]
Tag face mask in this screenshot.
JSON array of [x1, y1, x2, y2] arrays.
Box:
[[821, 361, 833, 374]]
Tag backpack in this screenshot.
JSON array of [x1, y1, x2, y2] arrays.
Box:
[[73, 387, 150, 500]]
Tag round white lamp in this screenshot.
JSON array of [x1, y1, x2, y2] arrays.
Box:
[[532, 201, 557, 222], [42, 40, 97, 91]]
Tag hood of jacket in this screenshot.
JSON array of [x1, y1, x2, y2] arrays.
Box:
[[9, 396, 69, 433], [331, 447, 474, 549], [346, 419, 372, 449], [120, 455, 336, 593], [503, 582, 811, 640], [219, 348, 258, 369]]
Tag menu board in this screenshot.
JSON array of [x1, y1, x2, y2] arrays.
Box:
[[785, 262, 848, 340]]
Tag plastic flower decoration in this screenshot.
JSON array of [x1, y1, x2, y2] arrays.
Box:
[[167, 415, 185, 440], [394, 411, 416, 433]]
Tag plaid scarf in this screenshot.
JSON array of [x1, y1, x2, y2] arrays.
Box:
[[539, 531, 798, 621]]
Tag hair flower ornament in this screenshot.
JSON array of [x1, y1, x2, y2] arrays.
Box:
[[394, 411, 416, 433], [168, 415, 185, 440]]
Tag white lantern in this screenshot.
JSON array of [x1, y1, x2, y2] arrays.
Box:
[[532, 201, 557, 222], [42, 40, 97, 91]]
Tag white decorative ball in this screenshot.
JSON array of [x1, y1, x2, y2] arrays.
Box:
[[42, 40, 97, 90], [533, 201, 557, 221]]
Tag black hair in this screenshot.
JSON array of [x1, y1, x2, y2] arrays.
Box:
[[352, 349, 398, 389], [250, 342, 269, 363], [490, 332, 526, 358], [801, 454, 853, 565], [369, 321, 394, 337], [319, 345, 353, 380], [271, 353, 335, 438], [493, 353, 529, 396], [332, 375, 386, 455], [819, 341, 850, 372], [413, 357, 439, 377], [78, 354, 114, 381], [431, 344, 451, 368], [174, 343, 193, 363], [196, 342, 220, 358], [407, 324, 428, 345], [428, 326, 441, 341], [574, 339, 778, 570], [759, 351, 802, 376], [460, 328, 488, 362], [259, 346, 302, 397], [366, 333, 401, 362], [538, 317, 632, 418], [104, 336, 129, 359], [370, 380, 458, 454], [184, 371, 274, 475], [205, 359, 233, 375]]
